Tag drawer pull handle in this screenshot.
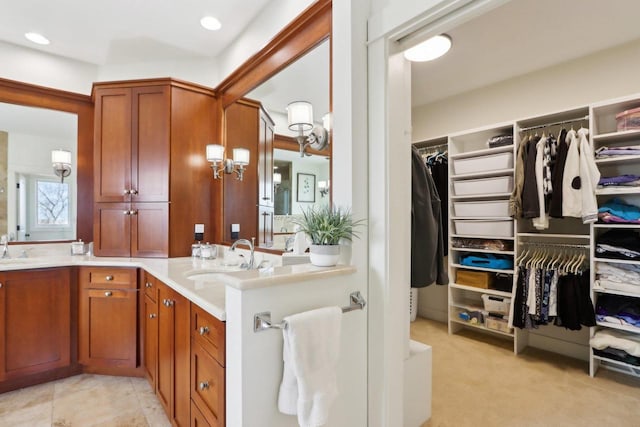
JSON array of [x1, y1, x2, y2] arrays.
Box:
[[106, 275, 114, 281], [199, 381, 209, 391], [105, 291, 113, 297], [145, 282, 153, 288], [149, 313, 156, 319], [163, 299, 174, 307], [123, 189, 131, 195], [199, 326, 210, 336]]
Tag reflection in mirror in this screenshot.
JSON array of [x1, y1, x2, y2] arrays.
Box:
[[0, 103, 77, 241], [246, 39, 330, 250]]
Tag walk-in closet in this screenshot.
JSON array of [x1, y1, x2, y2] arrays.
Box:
[[410, 0, 640, 397]]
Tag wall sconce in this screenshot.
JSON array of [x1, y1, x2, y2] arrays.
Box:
[[51, 149, 71, 182], [273, 172, 282, 193], [318, 180, 330, 197], [287, 101, 329, 157], [206, 144, 250, 181]]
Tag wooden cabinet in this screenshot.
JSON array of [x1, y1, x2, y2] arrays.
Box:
[[223, 98, 275, 246], [0, 268, 71, 382], [143, 291, 158, 389], [93, 79, 216, 257], [153, 278, 191, 427], [78, 267, 138, 372], [258, 205, 274, 248], [190, 303, 226, 427]]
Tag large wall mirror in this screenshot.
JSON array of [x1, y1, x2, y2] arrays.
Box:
[[0, 103, 77, 241], [0, 78, 94, 244]]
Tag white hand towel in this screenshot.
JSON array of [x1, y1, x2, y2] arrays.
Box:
[[278, 306, 342, 427]]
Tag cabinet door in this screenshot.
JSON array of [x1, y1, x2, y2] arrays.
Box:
[[93, 202, 131, 257], [191, 339, 225, 427], [158, 283, 191, 427], [258, 206, 274, 248], [0, 269, 71, 380], [144, 293, 158, 389], [191, 400, 213, 427], [258, 108, 275, 208], [132, 86, 170, 202], [131, 202, 169, 258], [79, 288, 137, 368], [94, 87, 132, 203]]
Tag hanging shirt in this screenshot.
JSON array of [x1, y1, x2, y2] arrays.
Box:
[[549, 129, 568, 218], [577, 128, 600, 223], [522, 136, 541, 218], [533, 136, 549, 230], [562, 129, 582, 217]]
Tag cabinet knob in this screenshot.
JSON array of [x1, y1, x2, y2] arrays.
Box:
[[105, 275, 114, 281], [261, 197, 269, 200], [123, 210, 130, 215], [105, 291, 112, 297], [163, 299, 174, 307], [129, 210, 138, 215], [199, 381, 210, 391], [145, 282, 153, 288], [130, 189, 138, 195], [199, 326, 210, 336], [0, 283, 3, 288], [149, 313, 156, 319], [123, 189, 131, 195]]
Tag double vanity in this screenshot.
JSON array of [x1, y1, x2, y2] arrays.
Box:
[[0, 242, 356, 426]]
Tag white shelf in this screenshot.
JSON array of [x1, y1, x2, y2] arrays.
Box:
[[449, 318, 514, 337], [449, 144, 513, 160], [450, 192, 512, 200], [595, 154, 640, 165], [451, 234, 515, 240], [593, 257, 640, 266], [450, 301, 484, 311], [593, 223, 640, 229], [592, 286, 640, 298], [450, 168, 513, 181], [518, 233, 590, 240], [592, 355, 640, 378], [596, 187, 640, 196], [451, 264, 514, 274], [592, 129, 640, 144], [450, 283, 513, 298], [596, 321, 640, 334], [451, 216, 513, 221], [450, 247, 514, 255]]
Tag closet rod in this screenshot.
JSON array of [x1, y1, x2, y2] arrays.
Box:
[[518, 115, 589, 132], [417, 143, 448, 153], [519, 241, 590, 249]]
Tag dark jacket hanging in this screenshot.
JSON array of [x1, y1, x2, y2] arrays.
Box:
[[411, 146, 448, 286]]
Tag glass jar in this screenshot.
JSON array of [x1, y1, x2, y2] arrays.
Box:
[[191, 243, 201, 258], [200, 242, 217, 260]]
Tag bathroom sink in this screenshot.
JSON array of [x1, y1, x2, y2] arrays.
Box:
[[184, 266, 242, 281]]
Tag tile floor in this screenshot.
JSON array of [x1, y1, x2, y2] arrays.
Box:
[[0, 374, 170, 427]]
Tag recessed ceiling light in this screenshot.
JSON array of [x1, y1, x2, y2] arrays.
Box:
[[25, 32, 50, 45], [404, 34, 451, 62], [200, 16, 222, 31]]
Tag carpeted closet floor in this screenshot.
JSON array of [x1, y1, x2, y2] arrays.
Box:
[[411, 317, 640, 427]]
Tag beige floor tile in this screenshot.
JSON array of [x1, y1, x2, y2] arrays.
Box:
[[0, 400, 52, 427], [0, 381, 54, 415]]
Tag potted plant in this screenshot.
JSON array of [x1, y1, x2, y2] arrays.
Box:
[[293, 204, 364, 267]]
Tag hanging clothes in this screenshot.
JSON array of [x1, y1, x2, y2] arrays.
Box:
[[427, 155, 449, 256], [549, 128, 568, 218], [562, 129, 582, 217], [522, 136, 541, 218], [577, 128, 600, 223], [510, 135, 529, 218], [532, 135, 549, 230], [411, 146, 448, 287]]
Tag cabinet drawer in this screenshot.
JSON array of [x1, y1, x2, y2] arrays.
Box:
[[191, 303, 225, 366], [82, 267, 137, 289], [143, 272, 158, 301], [191, 339, 225, 427], [191, 399, 213, 427]]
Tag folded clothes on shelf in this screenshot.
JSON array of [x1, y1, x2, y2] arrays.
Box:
[[598, 198, 640, 223], [486, 134, 513, 148], [451, 238, 513, 251], [590, 329, 640, 357], [595, 262, 640, 294], [595, 145, 640, 158], [595, 229, 640, 260], [592, 348, 640, 366], [597, 174, 640, 188], [459, 253, 514, 270], [596, 294, 640, 328]]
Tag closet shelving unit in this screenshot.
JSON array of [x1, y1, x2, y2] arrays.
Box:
[[447, 123, 519, 346], [589, 95, 640, 378], [512, 107, 592, 356]]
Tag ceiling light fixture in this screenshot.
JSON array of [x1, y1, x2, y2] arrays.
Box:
[[200, 16, 222, 31], [25, 32, 50, 45], [403, 34, 451, 62]]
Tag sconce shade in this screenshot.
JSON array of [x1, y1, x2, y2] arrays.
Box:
[[322, 113, 332, 132], [287, 101, 313, 132], [274, 172, 282, 185], [51, 149, 71, 165], [318, 180, 327, 190], [233, 148, 250, 165], [206, 144, 225, 162]]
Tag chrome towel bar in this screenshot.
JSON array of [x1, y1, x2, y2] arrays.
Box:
[[253, 291, 366, 333]]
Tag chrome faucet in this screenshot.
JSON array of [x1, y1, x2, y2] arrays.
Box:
[[230, 238, 255, 270], [1, 235, 10, 259]]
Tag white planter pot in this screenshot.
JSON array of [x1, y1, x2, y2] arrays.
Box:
[[309, 244, 340, 267]]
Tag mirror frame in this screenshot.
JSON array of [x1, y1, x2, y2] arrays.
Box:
[[0, 77, 93, 243], [212, 0, 331, 245]]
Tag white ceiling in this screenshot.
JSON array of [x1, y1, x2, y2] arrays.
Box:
[[411, 0, 640, 107], [0, 0, 270, 65]]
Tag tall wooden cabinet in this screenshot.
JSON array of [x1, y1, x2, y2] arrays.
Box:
[[93, 79, 216, 257], [223, 98, 275, 246], [0, 268, 72, 382]]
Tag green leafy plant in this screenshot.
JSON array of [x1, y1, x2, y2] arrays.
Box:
[[293, 205, 364, 245]]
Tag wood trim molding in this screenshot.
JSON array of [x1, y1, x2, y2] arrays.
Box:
[[0, 78, 94, 243], [215, 0, 331, 108], [91, 77, 216, 99], [274, 134, 327, 157]]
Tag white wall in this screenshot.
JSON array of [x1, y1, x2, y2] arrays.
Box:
[[413, 38, 640, 140]]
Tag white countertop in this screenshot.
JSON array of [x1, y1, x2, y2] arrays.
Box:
[[0, 243, 356, 321]]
